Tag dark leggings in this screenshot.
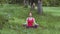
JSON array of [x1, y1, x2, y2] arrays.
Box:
[[23, 24, 38, 28]]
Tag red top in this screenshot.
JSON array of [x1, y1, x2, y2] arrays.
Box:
[[27, 18, 34, 27]]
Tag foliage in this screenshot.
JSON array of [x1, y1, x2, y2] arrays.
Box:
[[0, 0, 60, 6], [0, 14, 9, 29]]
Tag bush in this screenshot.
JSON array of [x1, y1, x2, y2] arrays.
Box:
[[0, 14, 9, 29]]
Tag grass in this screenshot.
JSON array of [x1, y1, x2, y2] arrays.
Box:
[[0, 4, 60, 34]]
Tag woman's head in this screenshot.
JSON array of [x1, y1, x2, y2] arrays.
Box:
[[29, 12, 32, 17]]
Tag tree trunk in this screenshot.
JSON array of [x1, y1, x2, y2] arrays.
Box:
[[24, 0, 28, 8], [37, 0, 43, 15], [30, 0, 35, 11]]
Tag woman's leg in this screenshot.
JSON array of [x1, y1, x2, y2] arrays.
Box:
[[22, 23, 30, 28], [23, 23, 27, 27], [33, 23, 39, 28]]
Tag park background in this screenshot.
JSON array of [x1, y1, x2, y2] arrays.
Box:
[[0, 0, 60, 34]]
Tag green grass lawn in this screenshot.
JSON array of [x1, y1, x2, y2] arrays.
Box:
[[0, 4, 60, 34]]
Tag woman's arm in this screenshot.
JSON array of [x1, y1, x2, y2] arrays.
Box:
[[33, 18, 39, 25], [26, 18, 28, 24], [33, 18, 37, 24]]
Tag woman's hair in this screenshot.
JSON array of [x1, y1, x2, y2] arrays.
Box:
[[28, 11, 33, 17], [29, 10, 32, 14], [29, 11, 32, 14]]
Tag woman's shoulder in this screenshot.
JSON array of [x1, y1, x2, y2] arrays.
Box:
[[31, 17, 35, 20], [27, 17, 35, 19], [32, 17, 35, 19]]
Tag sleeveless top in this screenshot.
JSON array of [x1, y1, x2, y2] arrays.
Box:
[[27, 18, 34, 27]]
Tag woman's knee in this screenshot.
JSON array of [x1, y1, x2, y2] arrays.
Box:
[[34, 23, 39, 26], [22, 23, 27, 26]]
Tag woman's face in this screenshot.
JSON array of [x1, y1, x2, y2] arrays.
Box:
[[29, 13, 32, 17]]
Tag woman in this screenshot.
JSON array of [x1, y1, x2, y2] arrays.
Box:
[[23, 12, 39, 28]]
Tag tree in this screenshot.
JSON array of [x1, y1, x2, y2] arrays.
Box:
[[37, 0, 43, 15], [29, 0, 36, 11], [24, 0, 28, 7]]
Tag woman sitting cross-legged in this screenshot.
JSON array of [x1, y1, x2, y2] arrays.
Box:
[[23, 12, 39, 28]]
